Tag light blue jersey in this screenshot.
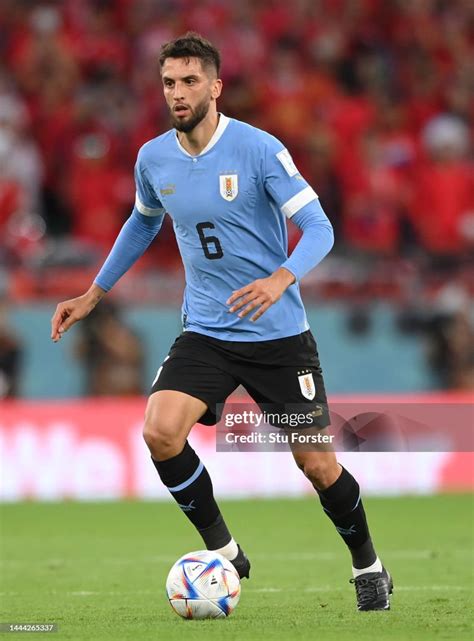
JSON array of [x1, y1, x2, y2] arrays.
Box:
[[96, 114, 334, 341]]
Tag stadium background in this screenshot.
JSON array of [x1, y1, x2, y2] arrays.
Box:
[[1, 3, 473, 640], [1, 0, 473, 497]]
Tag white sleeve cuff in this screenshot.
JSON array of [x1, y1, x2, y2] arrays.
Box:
[[135, 193, 165, 217], [281, 186, 318, 219]]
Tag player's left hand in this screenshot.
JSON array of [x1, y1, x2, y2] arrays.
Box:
[[226, 267, 296, 322]]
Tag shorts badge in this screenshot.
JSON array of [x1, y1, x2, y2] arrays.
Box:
[[298, 370, 316, 400], [219, 174, 238, 201]]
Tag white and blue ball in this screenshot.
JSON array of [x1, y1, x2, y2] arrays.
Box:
[[166, 550, 241, 619]]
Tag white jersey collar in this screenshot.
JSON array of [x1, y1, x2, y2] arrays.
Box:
[[175, 113, 230, 157]]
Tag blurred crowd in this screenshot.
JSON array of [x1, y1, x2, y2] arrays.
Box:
[[1, 0, 473, 265], [75, 300, 144, 396], [0, 0, 473, 395]]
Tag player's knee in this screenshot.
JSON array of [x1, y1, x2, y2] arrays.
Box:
[[143, 412, 182, 460], [297, 454, 340, 490], [143, 422, 181, 459]]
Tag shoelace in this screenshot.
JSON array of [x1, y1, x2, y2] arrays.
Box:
[[349, 576, 379, 606]]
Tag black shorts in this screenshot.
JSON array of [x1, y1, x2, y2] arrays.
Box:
[[150, 330, 329, 428]]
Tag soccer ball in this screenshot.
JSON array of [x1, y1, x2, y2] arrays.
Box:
[[166, 550, 241, 619]]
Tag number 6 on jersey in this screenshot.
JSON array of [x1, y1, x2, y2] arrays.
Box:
[[196, 222, 224, 260]]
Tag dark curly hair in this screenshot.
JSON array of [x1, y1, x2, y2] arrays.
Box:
[[159, 32, 221, 76]]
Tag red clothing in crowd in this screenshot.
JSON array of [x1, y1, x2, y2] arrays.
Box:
[[0, 179, 21, 228], [68, 158, 133, 251], [411, 161, 473, 254], [1, 0, 472, 260]]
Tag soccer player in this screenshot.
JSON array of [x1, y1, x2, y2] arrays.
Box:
[[51, 32, 393, 611]]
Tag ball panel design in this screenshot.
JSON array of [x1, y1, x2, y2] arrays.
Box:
[[166, 550, 241, 620]]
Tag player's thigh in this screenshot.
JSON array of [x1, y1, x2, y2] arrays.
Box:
[[243, 361, 337, 484], [144, 389, 207, 447], [149, 333, 239, 426]]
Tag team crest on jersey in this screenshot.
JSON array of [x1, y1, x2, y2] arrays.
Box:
[[298, 370, 316, 400], [219, 174, 238, 201]]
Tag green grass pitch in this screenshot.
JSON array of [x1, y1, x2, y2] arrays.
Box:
[[1, 495, 472, 640]]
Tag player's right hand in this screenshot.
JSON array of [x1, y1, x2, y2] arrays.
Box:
[[51, 286, 105, 342]]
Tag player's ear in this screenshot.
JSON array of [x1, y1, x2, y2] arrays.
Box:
[[211, 78, 222, 100]]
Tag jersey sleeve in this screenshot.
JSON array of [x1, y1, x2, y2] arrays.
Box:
[[261, 134, 318, 219], [134, 147, 166, 217], [94, 210, 164, 291]]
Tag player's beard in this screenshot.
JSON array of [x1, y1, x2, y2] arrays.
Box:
[[171, 97, 210, 133]]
